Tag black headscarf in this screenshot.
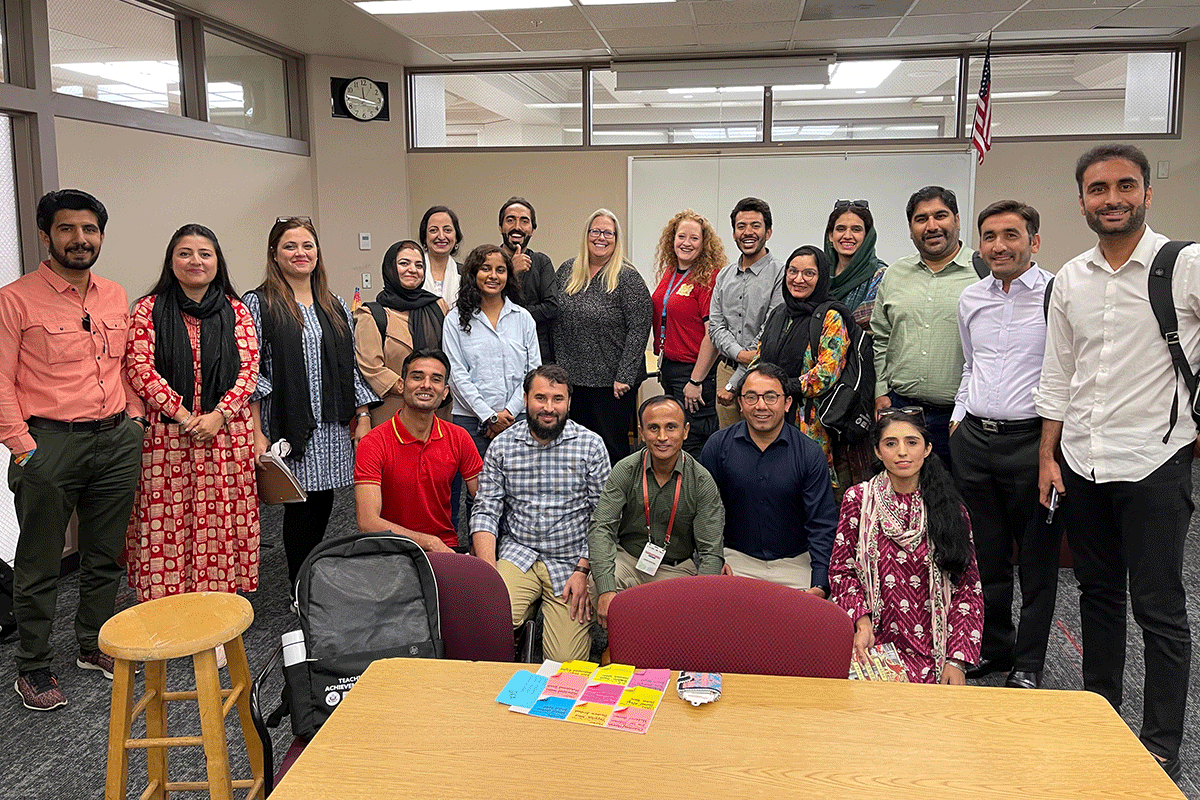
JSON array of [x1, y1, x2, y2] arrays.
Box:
[[151, 281, 240, 414], [374, 241, 444, 351], [760, 245, 833, 384], [251, 289, 357, 459]]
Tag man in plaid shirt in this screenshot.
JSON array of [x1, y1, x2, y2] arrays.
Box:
[[471, 364, 611, 661]]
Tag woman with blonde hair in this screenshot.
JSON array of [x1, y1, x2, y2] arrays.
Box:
[[244, 216, 378, 588], [552, 209, 652, 464], [650, 210, 726, 456]]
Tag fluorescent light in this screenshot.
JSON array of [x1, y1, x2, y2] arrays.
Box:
[[580, 0, 674, 4], [667, 87, 715, 94], [357, 0, 569, 12], [799, 125, 839, 136], [773, 84, 823, 92], [885, 124, 938, 131], [57, 60, 180, 88], [827, 60, 900, 90], [779, 96, 910, 107]]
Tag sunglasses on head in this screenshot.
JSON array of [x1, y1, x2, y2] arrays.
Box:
[[833, 199, 869, 211], [276, 216, 313, 225], [878, 405, 926, 427]]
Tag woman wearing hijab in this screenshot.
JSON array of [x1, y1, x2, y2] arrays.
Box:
[[124, 223, 261, 602], [245, 216, 379, 588], [825, 200, 888, 332], [354, 239, 449, 427], [734, 245, 850, 483]]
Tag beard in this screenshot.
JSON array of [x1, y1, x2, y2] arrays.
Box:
[[528, 410, 567, 441], [503, 228, 532, 252], [1084, 200, 1147, 238], [48, 241, 100, 271]]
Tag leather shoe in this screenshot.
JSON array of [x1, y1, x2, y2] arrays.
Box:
[[964, 656, 1014, 680], [1155, 754, 1182, 782], [1004, 670, 1042, 689]]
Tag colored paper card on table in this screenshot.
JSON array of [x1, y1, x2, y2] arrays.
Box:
[[495, 670, 549, 710], [591, 664, 636, 684], [558, 660, 599, 676], [544, 671, 590, 699], [627, 668, 671, 690], [566, 702, 614, 727], [605, 705, 656, 734], [579, 681, 625, 705], [618, 686, 664, 710], [527, 696, 575, 720]]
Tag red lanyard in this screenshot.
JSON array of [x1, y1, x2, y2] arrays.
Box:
[[658, 269, 688, 350], [642, 449, 683, 546]]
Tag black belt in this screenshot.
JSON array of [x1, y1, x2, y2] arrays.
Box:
[[889, 391, 954, 416], [624, 545, 689, 567], [27, 412, 125, 433], [965, 413, 1041, 434]]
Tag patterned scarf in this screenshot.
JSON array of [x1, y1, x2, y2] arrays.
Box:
[[857, 472, 953, 676]]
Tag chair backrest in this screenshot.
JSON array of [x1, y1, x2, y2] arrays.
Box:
[[606, 575, 853, 678], [426, 552, 515, 662]]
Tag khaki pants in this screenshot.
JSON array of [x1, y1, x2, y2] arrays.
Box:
[[612, 547, 697, 591], [498, 559, 592, 663], [723, 548, 812, 590], [716, 361, 744, 430]]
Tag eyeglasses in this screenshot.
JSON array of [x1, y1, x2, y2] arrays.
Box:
[[785, 268, 819, 280], [587, 228, 616, 240], [276, 216, 313, 225], [740, 390, 784, 406], [878, 405, 926, 426], [833, 199, 869, 210]]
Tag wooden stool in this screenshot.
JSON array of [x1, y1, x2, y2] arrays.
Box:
[[99, 592, 265, 800]]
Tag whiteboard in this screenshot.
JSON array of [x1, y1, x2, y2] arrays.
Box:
[[626, 150, 976, 286]]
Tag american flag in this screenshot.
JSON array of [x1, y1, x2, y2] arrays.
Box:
[[972, 38, 992, 165]]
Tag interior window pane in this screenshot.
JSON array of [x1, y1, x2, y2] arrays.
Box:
[[0, 0, 8, 84], [771, 57, 959, 142], [48, 0, 181, 115], [591, 70, 763, 146], [963, 51, 1175, 138], [410, 71, 582, 148], [204, 32, 289, 137]]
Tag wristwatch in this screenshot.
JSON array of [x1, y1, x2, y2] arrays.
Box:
[[486, 413, 500, 426], [687, 378, 702, 387]]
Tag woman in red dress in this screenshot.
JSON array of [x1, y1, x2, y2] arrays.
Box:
[[125, 223, 260, 602]]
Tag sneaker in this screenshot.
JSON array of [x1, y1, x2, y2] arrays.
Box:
[[14, 669, 67, 711], [77, 649, 114, 680]]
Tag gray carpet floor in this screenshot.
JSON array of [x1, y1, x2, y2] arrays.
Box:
[[0, 482, 1197, 799]]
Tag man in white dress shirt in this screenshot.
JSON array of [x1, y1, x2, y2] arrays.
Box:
[[1035, 144, 1195, 782], [949, 200, 1060, 691]]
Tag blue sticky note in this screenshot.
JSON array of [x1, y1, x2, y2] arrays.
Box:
[[495, 670, 549, 708], [527, 696, 575, 720]]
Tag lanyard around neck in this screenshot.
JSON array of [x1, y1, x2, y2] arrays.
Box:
[[658, 269, 689, 350], [642, 449, 683, 546]]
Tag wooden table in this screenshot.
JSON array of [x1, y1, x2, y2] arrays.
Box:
[[270, 658, 1184, 800]]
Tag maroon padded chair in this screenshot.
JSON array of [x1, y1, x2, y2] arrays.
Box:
[[606, 575, 853, 678], [426, 551, 515, 662]]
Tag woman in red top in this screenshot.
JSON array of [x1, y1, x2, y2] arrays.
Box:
[[650, 210, 727, 457], [124, 224, 261, 603]]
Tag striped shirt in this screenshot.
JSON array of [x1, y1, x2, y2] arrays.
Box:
[[244, 292, 378, 492], [471, 419, 611, 594]]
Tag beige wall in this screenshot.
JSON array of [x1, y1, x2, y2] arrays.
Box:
[[410, 42, 1200, 276], [55, 118, 311, 298], [307, 56, 409, 302]]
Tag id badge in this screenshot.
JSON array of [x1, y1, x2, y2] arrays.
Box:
[[636, 541, 667, 576]]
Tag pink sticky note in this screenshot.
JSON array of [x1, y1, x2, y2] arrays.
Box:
[[580, 682, 624, 704], [628, 668, 671, 690], [543, 672, 589, 699], [605, 705, 655, 734]]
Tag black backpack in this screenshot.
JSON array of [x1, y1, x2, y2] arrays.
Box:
[[805, 300, 875, 444], [1147, 240, 1200, 442], [281, 533, 442, 740]]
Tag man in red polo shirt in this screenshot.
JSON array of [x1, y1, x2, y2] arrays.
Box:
[[354, 348, 483, 552]]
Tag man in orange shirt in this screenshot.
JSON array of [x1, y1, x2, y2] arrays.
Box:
[[0, 190, 146, 711]]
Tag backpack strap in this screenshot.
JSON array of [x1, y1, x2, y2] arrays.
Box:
[[364, 301, 389, 343], [1043, 276, 1054, 321], [1148, 240, 1197, 443], [807, 301, 839, 364], [971, 250, 989, 279]]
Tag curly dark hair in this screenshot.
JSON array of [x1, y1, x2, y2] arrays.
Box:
[[456, 243, 521, 334]]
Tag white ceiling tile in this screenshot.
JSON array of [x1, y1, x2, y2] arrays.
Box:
[[583, 3, 695, 28], [1019, 0, 1124, 8], [997, 8, 1122, 30], [476, 5, 593, 33], [912, 0, 1023, 12], [893, 12, 1011, 36], [1098, 6, 1200, 25], [374, 13, 496, 36], [696, 23, 789, 44], [790, 17, 898, 39], [602, 25, 698, 47], [801, 0, 913, 20], [507, 30, 607, 50], [691, 0, 800, 25], [410, 34, 519, 54]]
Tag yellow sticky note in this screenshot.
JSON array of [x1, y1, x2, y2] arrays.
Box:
[[618, 686, 663, 710], [559, 660, 599, 676], [566, 702, 613, 726], [592, 663, 636, 684]]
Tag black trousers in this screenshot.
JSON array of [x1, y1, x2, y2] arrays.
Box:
[[569, 385, 636, 466], [282, 489, 336, 589], [658, 358, 717, 459], [1063, 446, 1193, 761], [950, 418, 1062, 671]]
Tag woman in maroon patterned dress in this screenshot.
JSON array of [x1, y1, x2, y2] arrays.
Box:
[[830, 408, 984, 684], [125, 224, 260, 602]]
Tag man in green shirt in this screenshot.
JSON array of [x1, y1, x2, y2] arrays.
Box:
[[589, 395, 725, 626], [870, 185, 978, 470]]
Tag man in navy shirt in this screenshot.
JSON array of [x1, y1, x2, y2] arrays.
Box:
[[700, 363, 837, 595]]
